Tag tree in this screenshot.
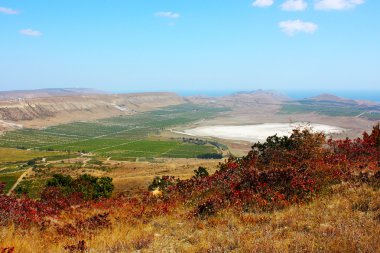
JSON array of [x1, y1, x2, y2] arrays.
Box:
[[193, 167, 209, 179]]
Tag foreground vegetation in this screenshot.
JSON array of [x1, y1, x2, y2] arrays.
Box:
[[0, 125, 379, 252]]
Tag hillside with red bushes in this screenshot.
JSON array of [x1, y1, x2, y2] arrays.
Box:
[[1, 125, 380, 252]]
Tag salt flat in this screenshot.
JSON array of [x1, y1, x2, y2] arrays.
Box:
[[180, 123, 346, 142]]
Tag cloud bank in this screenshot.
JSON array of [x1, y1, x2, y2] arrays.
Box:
[[315, 0, 365, 10], [252, 0, 274, 7], [281, 0, 308, 11]]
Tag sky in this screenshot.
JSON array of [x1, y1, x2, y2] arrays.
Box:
[[0, 0, 379, 93]]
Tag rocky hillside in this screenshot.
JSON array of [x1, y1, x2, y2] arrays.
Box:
[[0, 91, 185, 129]]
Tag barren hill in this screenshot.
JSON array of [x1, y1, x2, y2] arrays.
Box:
[[187, 89, 290, 107], [225, 90, 290, 104], [0, 92, 185, 129], [307, 93, 379, 107], [307, 93, 357, 104]]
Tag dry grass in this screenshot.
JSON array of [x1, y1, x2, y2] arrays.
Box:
[[106, 159, 221, 194], [1, 183, 379, 253], [9, 158, 220, 199]]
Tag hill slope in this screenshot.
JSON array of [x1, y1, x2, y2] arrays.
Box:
[[1, 125, 379, 252], [0, 92, 185, 128]]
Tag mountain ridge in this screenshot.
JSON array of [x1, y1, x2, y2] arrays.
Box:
[[305, 93, 379, 106]]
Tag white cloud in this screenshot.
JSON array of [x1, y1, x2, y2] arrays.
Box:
[[315, 0, 365, 10], [252, 0, 274, 7], [281, 0, 308, 11], [279, 20, 318, 36], [20, 29, 43, 37], [155, 12, 180, 19], [0, 7, 19, 15]]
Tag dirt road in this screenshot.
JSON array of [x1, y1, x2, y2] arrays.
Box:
[[7, 167, 32, 196]]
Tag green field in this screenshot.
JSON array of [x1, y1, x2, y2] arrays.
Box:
[[98, 140, 218, 160], [0, 171, 24, 192], [280, 100, 380, 119], [0, 148, 66, 164], [0, 104, 228, 161], [360, 112, 380, 121], [280, 104, 363, 116]]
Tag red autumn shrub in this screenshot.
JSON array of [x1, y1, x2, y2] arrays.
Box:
[[0, 247, 15, 253], [163, 127, 380, 216], [64, 240, 87, 253]]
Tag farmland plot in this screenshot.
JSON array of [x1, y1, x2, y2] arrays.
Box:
[[0, 104, 227, 160]]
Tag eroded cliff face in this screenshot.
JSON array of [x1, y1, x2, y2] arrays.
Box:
[[0, 93, 185, 128]]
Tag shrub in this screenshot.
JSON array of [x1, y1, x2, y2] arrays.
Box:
[[45, 174, 114, 200], [250, 128, 326, 169], [0, 247, 15, 253], [166, 127, 380, 215], [64, 240, 87, 253], [197, 153, 223, 159], [27, 159, 37, 166], [195, 199, 218, 218], [193, 167, 209, 179], [47, 174, 73, 188], [148, 176, 178, 191], [72, 174, 114, 200], [14, 185, 29, 196]]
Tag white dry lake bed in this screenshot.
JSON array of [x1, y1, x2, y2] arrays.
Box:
[[176, 123, 346, 143]]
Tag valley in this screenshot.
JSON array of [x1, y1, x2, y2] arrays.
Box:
[[0, 103, 227, 195], [1, 89, 379, 196]]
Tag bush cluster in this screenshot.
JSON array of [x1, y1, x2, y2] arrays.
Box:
[[0, 174, 114, 227], [46, 174, 114, 200], [197, 153, 223, 159]]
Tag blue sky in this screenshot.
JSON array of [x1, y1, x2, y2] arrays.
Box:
[[0, 0, 379, 93]]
